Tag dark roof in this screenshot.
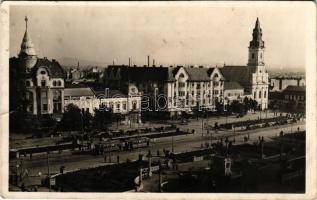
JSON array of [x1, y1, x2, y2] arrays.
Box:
[[9, 57, 66, 79], [284, 86, 306, 92], [220, 65, 254, 87], [183, 67, 214, 82], [33, 58, 66, 78], [64, 87, 95, 97], [105, 65, 176, 82], [224, 81, 244, 90], [92, 89, 127, 98]]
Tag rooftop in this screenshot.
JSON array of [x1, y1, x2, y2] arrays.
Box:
[[224, 81, 244, 90], [183, 67, 214, 82], [64, 87, 95, 97], [284, 86, 306, 92]]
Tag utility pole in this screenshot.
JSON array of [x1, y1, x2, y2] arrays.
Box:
[[47, 151, 51, 192], [158, 159, 162, 192], [201, 117, 204, 137], [172, 135, 174, 153]]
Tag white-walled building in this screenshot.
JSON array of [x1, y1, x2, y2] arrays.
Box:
[[64, 87, 141, 115]]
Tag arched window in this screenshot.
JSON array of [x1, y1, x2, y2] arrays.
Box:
[[40, 70, 46, 75], [57, 81, 62, 86], [53, 81, 57, 86]]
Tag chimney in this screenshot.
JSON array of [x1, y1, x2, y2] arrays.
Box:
[[148, 55, 150, 67]]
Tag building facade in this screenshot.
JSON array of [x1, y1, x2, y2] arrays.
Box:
[[104, 18, 269, 112], [220, 18, 269, 110], [10, 17, 66, 116], [269, 76, 305, 92], [64, 87, 141, 115]]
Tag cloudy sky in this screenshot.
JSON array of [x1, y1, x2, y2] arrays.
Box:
[[9, 2, 311, 69]]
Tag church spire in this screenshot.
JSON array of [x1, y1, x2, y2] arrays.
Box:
[[249, 17, 264, 49], [19, 16, 37, 57]]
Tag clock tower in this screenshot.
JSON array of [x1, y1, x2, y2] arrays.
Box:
[[248, 18, 269, 110]]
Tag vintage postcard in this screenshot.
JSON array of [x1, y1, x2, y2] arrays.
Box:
[[0, 1, 316, 199]]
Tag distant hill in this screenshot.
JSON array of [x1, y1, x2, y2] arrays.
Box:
[[267, 67, 305, 77]]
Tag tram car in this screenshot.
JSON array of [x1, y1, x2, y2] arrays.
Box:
[[93, 140, 126, 155], [126, 137, 150, 150]]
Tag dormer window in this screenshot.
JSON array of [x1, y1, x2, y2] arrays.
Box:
[[40, 70, 46, 75]]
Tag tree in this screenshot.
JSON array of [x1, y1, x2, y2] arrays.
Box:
[[82, 110, 93, 131], [215, 100, 224, 115], [92, 107, 113, 131], [59, 104, 83, 132], [9, 111, 39, 134], [250, 99, 258, 113], [243, 97, 250, 112], [229, 100, 246, 116]]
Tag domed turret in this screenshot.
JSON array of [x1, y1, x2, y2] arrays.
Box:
[[19, 16, 37, 72]]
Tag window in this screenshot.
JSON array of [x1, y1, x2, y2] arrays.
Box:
[[41, 91, 47, 98], [25, 81, 31, 87], [179, 82, 185, 87], [116, 103, 120, 110], [53, 81, 57, 86], [123, 103, 127, 110], [259, 91, 262, 98], [264, 91, 266, 98], [132, 102, 137, 110], [260, 53, 262, 59], [41, 80, 46, 87], [43, 104, 48, 111], [57, 81, 62, 86], [252, 53, 255, 59], [228, 93, 231, 97], [179, 91, 185, 96], [254, 91, 256, 99], [86, 108, 89, 113], [40, 70, 46, 75]]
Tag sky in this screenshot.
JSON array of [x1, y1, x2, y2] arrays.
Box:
[[9, 2, 310, 70]]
